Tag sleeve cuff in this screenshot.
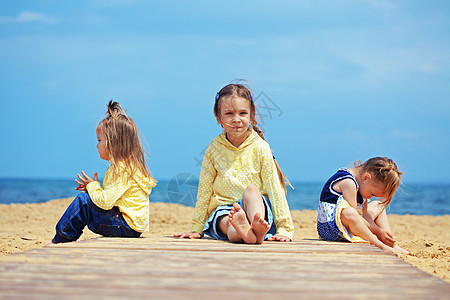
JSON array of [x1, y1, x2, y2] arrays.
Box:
[[275, 228, 294, 240], [192, 224, 205, 234], [86, 181, 101, 195]]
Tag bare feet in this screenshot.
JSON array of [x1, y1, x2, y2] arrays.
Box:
[[393, 244, 410, 254], [229, 203, 257, 244], [369, 239, 397, 253], [382, 244, 397, 254], [372, 241, 409, 254], [251, 213, 270, 244]]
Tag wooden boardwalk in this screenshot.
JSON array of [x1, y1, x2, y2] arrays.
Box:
[[0, 236, 449, 299]]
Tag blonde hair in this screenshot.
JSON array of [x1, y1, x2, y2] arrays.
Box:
[[214, 83, 291, 193], [97, 100, 155, 182], [354, 157, 402, 205]]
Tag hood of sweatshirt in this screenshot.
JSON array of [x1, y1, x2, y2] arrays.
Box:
[[115, 161, 156, 195], [214, 129, 259, 151], [134, 172, 156, 195]]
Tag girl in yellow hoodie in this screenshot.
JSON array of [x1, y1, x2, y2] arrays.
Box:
[[175, 83, 294, 244], [52, 101, 156, 243]]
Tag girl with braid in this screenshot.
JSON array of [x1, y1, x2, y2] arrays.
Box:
[[175, 83, 294, 244], [52, 100, 156, 243], [317, 157, 408, 253]]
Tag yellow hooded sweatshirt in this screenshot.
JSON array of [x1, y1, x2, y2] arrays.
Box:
[[86, 163, 156, 233], [192, 129, 294, 239]]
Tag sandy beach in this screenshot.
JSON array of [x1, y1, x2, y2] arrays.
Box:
[[0, 197, 449, 283]]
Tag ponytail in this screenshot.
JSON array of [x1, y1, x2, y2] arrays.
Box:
[[97, 100, 154, 182]]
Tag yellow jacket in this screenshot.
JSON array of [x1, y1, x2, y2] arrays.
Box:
[[192, 129, 294, 239], [86, 163, 156, 233]]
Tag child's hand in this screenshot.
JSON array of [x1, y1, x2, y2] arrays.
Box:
[[75, 171, 99, 192], [267, 234, 291, 242], [174, 232, 202, 239], [377, 228, 396, 247]]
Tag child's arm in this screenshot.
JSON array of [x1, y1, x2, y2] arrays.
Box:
[[191, 146, 216, 234], [363, 202, 395, 247], [175, 145, 216, 239], [85, 171, 132, 210], [259, 145, 294, 241], [334, 178, 358, 209]]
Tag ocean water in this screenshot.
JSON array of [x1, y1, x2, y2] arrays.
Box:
[[0, 177, 449, 216]]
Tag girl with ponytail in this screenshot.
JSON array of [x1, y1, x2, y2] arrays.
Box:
[[52, 100, 156, 243], [317, 157, 408, 253], [175, 83, 294, 244]]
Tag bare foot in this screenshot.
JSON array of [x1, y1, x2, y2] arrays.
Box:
[[370, 240, 397, 254], [393, 244, 409, 254], [375, 243, 409, 255], [251, 213, 270, 244], [372, 243, 396, 253], [228, 203, 256, 244]]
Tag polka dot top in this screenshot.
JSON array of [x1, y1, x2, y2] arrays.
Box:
[[86, 162, 156, 233]]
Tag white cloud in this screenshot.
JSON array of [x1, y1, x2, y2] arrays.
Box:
[[0, 11, 58, 24]]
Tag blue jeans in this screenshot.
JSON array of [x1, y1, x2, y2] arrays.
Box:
[[52, 192, 141, 243]]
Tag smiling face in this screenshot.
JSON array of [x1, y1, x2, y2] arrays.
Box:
[[216, 96, 252, 146], [358, 172, 387, 200], [96, 127, 110, 161]]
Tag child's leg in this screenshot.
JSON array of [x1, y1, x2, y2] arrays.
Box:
[[227, 203, 258, 244], [53, 193, 95, 243], [340, 207, 395, 253], [53, 193, 139, 243], [228, 185, 270, 244], [217, 215, 247, 243], [367, 200, 392, 234], [368, 200, 409, 254], [241, 185, 270, 244]]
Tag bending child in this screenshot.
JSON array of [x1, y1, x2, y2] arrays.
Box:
[[52, 101, 156, 243], [175, 83, 294, 244], [317, 157, 408, 253]]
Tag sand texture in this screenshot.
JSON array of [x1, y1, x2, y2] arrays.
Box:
[[0, 198, 448, 283]]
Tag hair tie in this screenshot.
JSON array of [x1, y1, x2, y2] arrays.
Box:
[[215, 92, 220, 102]]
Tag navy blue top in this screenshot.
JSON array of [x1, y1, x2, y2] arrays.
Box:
[[320, 169, 364, 205]]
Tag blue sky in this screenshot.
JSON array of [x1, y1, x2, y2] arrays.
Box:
[[0, 0, 449, 183]]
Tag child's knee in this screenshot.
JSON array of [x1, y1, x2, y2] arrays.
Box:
[[340, 207, 359, 224], [75, 192, 91, 204], [243, 185, 261, 201], [367, 200, 384, 215]]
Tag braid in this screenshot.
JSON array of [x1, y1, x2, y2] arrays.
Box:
[[252, 122, 292, 193], [251, 122, 265, 140]]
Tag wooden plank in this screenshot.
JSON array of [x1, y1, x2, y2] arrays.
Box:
[[0, 236, 449, 299], [0, 265, 439, 288], [47, 236, 392, 255]]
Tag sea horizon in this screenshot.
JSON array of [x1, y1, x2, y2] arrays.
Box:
[[1, 177, 449, 216]]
